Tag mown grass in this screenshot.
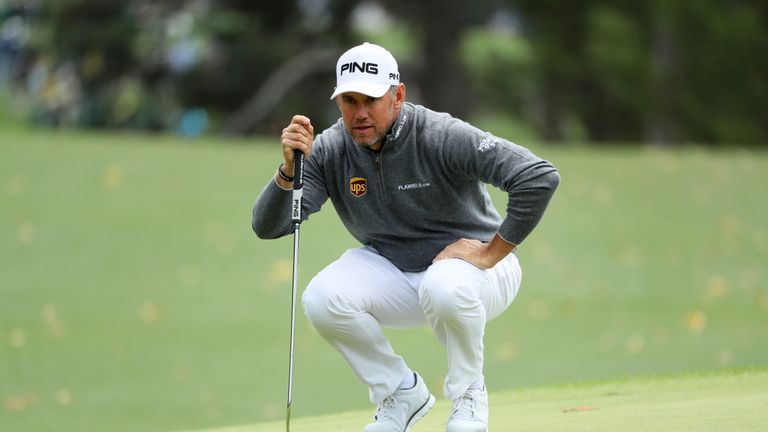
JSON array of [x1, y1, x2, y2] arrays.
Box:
[[1, 130, 766, 431], [182, 367, 768, 432]]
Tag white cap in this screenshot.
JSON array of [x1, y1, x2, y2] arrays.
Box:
[[330, 43, 400, 100]]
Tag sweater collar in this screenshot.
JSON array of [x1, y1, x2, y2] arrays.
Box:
[[382, 102, 414, 147]]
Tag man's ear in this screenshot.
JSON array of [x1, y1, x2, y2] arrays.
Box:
[[395, 83, 406, 109]]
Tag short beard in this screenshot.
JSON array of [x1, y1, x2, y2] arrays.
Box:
[[351, 117, 395, 149], [352, 134, 384, 149]]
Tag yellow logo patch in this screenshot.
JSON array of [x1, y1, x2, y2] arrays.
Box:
[[349, 177, 367, 197]]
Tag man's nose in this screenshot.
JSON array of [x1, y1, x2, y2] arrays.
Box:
[[353, 103, 368, 119]]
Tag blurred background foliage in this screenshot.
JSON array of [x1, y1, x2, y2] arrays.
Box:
[[0, 0, 766, 144]]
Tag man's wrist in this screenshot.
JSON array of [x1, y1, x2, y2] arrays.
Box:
[[277, 163, 294, 182], [485, 234, 517, 266], [280, 161, 295, 178], [274, 163, 294, 190]]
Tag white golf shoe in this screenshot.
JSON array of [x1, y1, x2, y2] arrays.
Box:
[[364, 372, 435, 432], [446, 387, 488, 432]]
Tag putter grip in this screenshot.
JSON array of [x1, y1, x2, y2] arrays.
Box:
[[292, 150, 304, 190], [291, 150, 304, 224]]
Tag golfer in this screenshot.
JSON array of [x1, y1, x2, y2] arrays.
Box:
[[252, 42, 559, 432]]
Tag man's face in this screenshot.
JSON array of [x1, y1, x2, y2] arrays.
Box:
[[336, 85, 404, 151]]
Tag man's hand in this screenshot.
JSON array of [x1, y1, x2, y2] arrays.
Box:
[[433, 234, 517, 269], [277, 115, 314, 187]]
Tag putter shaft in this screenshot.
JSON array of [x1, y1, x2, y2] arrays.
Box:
[[286, 223, 300, 432], [286, 150, 304, 432]]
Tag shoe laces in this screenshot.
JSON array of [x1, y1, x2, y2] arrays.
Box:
[[452, 389, 480, 419], [374, 395, 398, 421]]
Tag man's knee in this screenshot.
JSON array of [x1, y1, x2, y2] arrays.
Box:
[[418, 259, 483, 320], [302, 275, 357, 331]]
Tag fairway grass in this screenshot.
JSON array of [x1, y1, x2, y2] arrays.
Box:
[[183, 367, 768, 432], [2, 131, 767, 431]]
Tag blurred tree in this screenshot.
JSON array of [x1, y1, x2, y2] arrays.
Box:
[[17, 0, 768, 144], [218, 0, 360, 134], [582, 2, 650, 142], [30, 0, 359, 133], [659, 0, 768, 144], [175, 1, 302, 113], [513, 0, 594, 142], [381, 0, 495, 118], [39, 0, 136, 127], [509, 0, 767, 144]]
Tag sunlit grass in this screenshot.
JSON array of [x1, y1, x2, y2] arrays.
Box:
[[182, 367, 768, 432], [1, 131, 766, 431]]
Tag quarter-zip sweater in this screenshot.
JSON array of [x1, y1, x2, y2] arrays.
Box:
[[252, 103, 560, 272]]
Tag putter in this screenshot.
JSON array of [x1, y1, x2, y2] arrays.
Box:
[[286, 149, 304, 432]]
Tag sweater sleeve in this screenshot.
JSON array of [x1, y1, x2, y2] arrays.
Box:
[[442, 121, 560, 245], [251, 138, 329, 239], [251, 179, 294, 239]]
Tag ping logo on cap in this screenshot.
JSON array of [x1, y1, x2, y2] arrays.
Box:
[[340, 62, 379, 76], [349, 177, 367, 197], [330, 43, 400, 100]]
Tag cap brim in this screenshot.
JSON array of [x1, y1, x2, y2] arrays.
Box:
[[330, 82, 391, 100]]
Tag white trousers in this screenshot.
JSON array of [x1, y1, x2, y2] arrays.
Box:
[[301, 246, 522, 403]]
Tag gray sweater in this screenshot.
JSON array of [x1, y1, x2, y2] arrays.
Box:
[[252, 102, 560, 272]]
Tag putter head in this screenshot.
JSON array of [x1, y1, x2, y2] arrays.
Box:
[[286, 404, 291, 432]]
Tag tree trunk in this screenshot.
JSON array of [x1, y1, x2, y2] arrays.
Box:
[[418, 5, 471, 118], [385, 0, 474, 118], [644, 3, 678, 145]]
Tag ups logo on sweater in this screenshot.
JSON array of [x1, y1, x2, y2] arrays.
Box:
[[349, 177, 367, 197]]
